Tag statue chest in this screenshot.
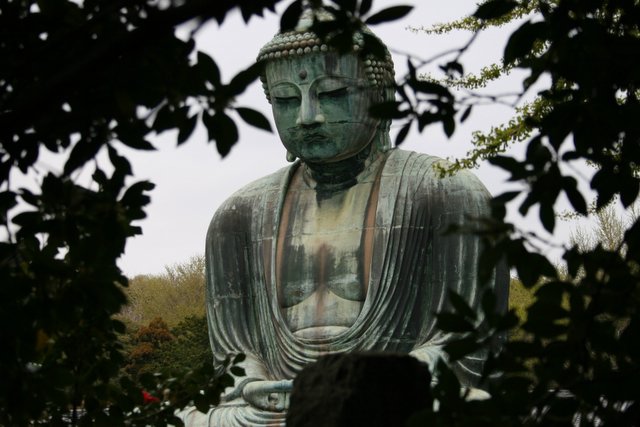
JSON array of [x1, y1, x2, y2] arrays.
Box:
[[275, 172, 378, 337]]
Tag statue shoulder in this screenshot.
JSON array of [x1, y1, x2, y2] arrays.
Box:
[[386, 149, 492, 207], [208, 165, 293, 235]]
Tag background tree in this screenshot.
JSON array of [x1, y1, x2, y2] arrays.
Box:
[[120, 255, 206, 327]]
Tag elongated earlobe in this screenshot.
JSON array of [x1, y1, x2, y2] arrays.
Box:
[[286, 151, 297, 162]]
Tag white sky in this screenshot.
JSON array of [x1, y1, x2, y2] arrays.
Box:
[[112, 0, 570, 277]]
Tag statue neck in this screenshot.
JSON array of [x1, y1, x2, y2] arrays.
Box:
[[302, 131, 389, 197]]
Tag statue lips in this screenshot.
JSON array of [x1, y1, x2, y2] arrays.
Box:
[[301, 131, 329, 144]]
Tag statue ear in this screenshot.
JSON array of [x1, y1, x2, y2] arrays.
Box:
[[286, 151, 297, 162]]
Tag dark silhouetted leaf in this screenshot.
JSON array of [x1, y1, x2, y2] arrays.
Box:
[[444, 337, 481, 361], [436, 312, 475, 333], [504, 21, 547, 64], [369, 101, 409, 119], [460, 105, 472, 123], [227, 62, 264, 97], [365, 5, 413, 25], [197, 51, 221, 85], [443, 116, 455, 138], [330, 0, 357, 13], [448, 290, 477, 321], [64, 139, 102, 175], [178, 114, 198, 145], [410, 80, 452, 99], [562, 176, 587, 215], [236, 107, 272, 132], [540, 201, 555, 232], [229, 366, 245, 377], [359, 0, 373, 16], [280, 0, 303, 32], [395, 121, 411, 146], [474, 0, 518, 20]]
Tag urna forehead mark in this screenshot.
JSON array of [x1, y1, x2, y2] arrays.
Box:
[[265, 53, 363, 86]]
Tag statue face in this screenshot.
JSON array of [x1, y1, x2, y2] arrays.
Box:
[[265, 53, 380, 163]]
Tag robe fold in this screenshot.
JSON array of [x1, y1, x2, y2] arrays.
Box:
[[202, 149, 508, 426]]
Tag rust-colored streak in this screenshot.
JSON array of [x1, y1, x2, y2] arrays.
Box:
[[362, 163, 383, 295], [276, 173, 297, 305], [315, 243, 329, 322]]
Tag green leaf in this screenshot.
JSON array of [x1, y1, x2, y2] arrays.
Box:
[[474, 0, 518, 20], [236, 107, 272, 132], [365, 6, 413, 25]]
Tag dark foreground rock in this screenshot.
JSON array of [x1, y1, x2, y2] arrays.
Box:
[[287, 353, 432, 427]]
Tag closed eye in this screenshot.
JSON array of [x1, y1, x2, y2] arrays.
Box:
[[318, 87, 348, 99], [273, 96, 300, 104]]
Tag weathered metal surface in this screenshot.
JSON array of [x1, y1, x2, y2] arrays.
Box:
[[180, 7, 509, 427]]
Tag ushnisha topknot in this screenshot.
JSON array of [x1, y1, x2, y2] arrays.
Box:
[[257, 5, 396, 101]]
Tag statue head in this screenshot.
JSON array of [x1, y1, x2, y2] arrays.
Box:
[[257, 6, 395, 163]]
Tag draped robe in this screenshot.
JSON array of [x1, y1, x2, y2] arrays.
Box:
[[200, 149, 509, 425]]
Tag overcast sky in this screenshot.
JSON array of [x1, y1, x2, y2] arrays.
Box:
[[112, 0, 567, 277]]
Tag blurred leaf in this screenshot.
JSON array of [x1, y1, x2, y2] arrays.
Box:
[[178, 114, 198, 145], [562, 176, 587, 215], [443, 115, 455, 138], [229, 366, 245, 377], [365, 6, 413, 25], [443, 337, 481, 361], [448, 290, 477, 321], [63, 139, 102, 175], [504, 21, 547, 65], [409, 80, 452, 99], [197, 51, 221, 85], [204, 112, 239, 156], [330, 0, 357, 13], [460, 105, 472, 123], [280, 0, 303, 32], [369, 101, 409, 119], [227, 62, 264, 98], [395, 121, 411, 146], [436, 312, 475, 333], [236, 107, 272, 132], [359, 0, 373, 16], [474, 0, 518, 20]]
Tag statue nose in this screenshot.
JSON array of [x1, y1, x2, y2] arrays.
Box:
[[296, 94, 325, 126]]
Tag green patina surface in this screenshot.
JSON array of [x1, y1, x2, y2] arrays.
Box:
[[180, 7, 509, 427]]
